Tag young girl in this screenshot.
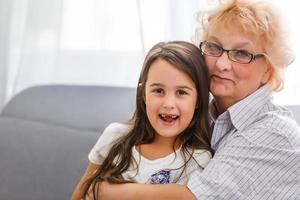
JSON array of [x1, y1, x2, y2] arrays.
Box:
[[71, 41, 213, 200]]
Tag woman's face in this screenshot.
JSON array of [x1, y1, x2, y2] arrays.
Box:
[[204, 28, 271, 111]]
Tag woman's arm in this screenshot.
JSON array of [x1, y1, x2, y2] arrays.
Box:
[[71, 162, 100, 200], [93, 182, 197, 200]]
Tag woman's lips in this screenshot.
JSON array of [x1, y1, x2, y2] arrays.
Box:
[[211, 75, 235, 84]]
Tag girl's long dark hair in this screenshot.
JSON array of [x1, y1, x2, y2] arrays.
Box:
[[82, 41, 213, 199]]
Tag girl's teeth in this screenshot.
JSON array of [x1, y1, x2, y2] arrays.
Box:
[[160, 114, 178, 119]]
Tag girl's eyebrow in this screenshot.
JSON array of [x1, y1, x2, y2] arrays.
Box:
[[149, 83, 164, 88], [149, 83, 194, 91], [177, 86, 194, 91]]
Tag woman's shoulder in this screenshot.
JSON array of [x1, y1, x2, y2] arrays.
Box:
[[252, 105, 299, 131], [242, 105, 300, 148]]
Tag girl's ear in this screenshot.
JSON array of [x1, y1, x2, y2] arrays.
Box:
[[143, 89, 147, 105], [139, 82, 146, 104], [195, 95, 199, 109]]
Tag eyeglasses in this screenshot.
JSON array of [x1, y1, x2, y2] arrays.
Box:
[[199, 41, 265, 64]]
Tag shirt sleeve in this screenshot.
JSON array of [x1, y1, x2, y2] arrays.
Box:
[[187, 127, 298, 200], [88, 122, 131, 165], [187, 157, 237, 200]]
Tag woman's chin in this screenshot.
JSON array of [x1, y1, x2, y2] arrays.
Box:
[[210, 84, 232, 97]]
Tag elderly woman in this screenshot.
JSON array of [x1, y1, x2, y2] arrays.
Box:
[[76, 0, 300, 199]]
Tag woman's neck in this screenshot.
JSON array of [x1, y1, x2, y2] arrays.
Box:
[[214, 100, 229, 116], [214, 96, 236, 115]]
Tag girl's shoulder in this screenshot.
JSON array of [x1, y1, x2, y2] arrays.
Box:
[[103, 122, 132, 134], [93, 122, 131, 148], [88, 122, 132, 164], [189, 149, 212, 168], [100, 122, 132, 142]]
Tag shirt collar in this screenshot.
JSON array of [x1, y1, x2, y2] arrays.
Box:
[[208, 94, 218, 125], [209, 85, 272, 131], [229, 85, 272, 131]]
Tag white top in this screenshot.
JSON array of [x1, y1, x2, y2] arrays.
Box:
[[188, 85, 300, 199], [89, 122, 211, 184]]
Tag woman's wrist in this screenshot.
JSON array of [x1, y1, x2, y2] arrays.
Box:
[[128, 183, 196, 200], [94, 181, 195, 200]]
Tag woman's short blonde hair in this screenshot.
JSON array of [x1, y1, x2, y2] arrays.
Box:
[[193, 0, 294, 91]]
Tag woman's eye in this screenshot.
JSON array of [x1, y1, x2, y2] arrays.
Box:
[[206, 43, 222, 53], [234, 50, 251, 58], [208, 43, 219, 50]]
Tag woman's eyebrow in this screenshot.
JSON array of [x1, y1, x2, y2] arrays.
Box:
[[208, 36, 254, 49]]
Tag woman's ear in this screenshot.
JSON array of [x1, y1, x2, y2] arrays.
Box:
[[261, 63, 273, 85], [262, 70, 271, 84]]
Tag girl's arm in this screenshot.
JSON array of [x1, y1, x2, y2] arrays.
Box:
[[71, 162, 100, 200], [93, 182, 197, 200]]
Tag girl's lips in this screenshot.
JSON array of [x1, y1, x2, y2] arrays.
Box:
[[159, 114, 179, 125]]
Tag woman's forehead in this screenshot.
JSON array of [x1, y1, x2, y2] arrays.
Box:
[[207, 27, 263, 51]]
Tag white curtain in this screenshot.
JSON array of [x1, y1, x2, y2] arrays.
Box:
[[0, 0, 216, 110], [0, 0, 299, 111]]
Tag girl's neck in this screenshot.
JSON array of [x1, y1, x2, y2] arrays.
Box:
[[137, 138, 181, 160], [154, 135, 181, 147]]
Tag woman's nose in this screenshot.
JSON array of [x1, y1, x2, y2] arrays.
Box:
[[215, 52, 232, 71]]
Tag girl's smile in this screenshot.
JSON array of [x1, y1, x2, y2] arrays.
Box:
[[158, 113, 179, 126]]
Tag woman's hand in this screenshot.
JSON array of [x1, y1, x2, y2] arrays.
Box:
[[90, 181, 196, 200]]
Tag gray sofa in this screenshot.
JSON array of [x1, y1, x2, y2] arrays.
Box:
[[0, 85, 299, 200], [0, 85, 136, 200]]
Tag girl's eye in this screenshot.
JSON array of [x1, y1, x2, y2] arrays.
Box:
[[152, 88, 164, 94], [176, 90, 188, 96]]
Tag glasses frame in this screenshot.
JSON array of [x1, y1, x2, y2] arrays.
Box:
[[199, 41, 265, 64]]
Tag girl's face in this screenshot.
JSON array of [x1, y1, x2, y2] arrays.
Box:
[[144, 59, 197, 144], [204, 27, 271, 111]]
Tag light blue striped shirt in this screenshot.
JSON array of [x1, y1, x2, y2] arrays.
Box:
[[187, 85, 300, 199]]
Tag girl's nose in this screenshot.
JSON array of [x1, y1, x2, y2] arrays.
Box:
[[162, 95, 175, 110]]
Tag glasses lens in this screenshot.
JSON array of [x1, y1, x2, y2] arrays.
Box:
[[202, 42, 222, 56], [229, 50, 253, 64]]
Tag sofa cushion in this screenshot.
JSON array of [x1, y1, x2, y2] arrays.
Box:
[[0, 117, 100, 200], [1, 85, 136, 132]]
